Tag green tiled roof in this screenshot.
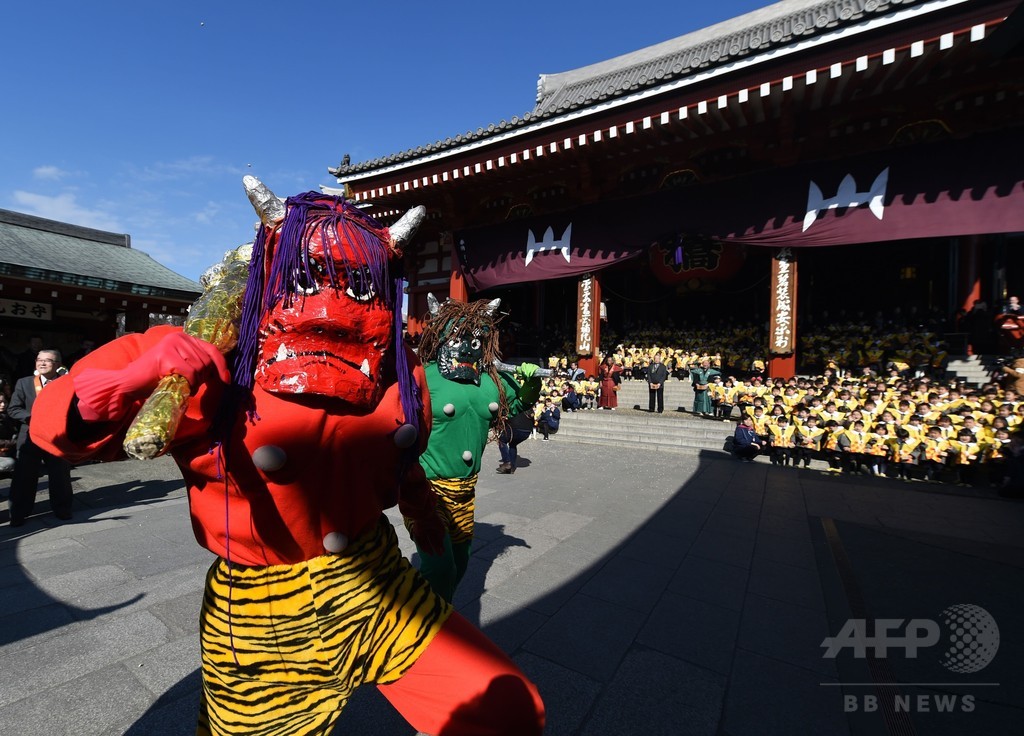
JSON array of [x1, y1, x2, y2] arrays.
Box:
[[0, 209, 200, 300]]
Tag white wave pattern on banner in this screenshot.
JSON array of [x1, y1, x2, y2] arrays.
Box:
[[803, 168, 888, 232], [525, 223, 572, 266]]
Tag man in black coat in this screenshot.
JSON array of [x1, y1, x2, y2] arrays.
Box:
[[647, 352, 670, 414], [7, 349, 73, 526]]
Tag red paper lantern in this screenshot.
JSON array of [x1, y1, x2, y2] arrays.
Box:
[[650, 238, 746, 285]]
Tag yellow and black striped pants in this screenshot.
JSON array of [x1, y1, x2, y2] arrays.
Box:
[[429, 474, 477, 544], [196, 516, 451, 736]]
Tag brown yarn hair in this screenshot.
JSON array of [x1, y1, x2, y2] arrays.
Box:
[[418, 299, 510, 439]]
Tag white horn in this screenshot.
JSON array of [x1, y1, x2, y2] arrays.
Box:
[[389, 206, 426, 248], [427, 292, 440, 317], [485, 298, 501, 315], [243, 175, 286, 226]]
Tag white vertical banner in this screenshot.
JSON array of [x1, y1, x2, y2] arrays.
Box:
[[769, 248, 797, 355], [576, 274, 598, 355]]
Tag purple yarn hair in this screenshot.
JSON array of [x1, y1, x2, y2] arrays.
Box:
[[223, 192, 422, 467]]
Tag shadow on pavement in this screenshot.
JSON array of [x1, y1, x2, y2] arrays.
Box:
[[126, 450, 1024, 736], [122, 669, 202, 736], [0, 473, 184, 647], [9, 448, 1022, 736]]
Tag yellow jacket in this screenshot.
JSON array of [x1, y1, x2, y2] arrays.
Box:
[[768, 424, 797, 448], [797, 426, 826, 451], [864, 433, 890, 456], [922, 436, 950, 462], [751, 414, 770, 435], [889, 438, 921, 463], [825, 428, 847, 451], [946, 439, 981, 465], [844, 430, 870, 453]]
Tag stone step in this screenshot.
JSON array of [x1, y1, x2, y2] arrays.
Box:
[[552, 408, 735, 454], [562, 410, 729, 431], [614, 392, 694, 404], [934, 354, 1001, 387], [546, 431, 725, 455], [611, 382, 695, 407], [557, 423, 729, 444], [529, 429, 843, 473], [615, 380, 692, 391]]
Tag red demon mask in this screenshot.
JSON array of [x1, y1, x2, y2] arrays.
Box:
[[255, 223, 394, 406], [234, 181, 424, 412]]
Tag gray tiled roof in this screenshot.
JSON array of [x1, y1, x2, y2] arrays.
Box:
[[0, 209, 201, 298], [331, 0, 928, 177]]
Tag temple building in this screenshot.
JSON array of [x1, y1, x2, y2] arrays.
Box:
[[0, 208, 200, 372], [327, 0, 1024, 375]]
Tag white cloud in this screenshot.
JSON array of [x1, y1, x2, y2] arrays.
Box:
[[194, 201, 221, 224], [12, 190, 123, 232], [129, 156, 245, 183], [32, 165, 66, 181], [134, 236, 230, 283]]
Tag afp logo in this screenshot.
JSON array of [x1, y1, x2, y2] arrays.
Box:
[[821, 604, 1000, 673]]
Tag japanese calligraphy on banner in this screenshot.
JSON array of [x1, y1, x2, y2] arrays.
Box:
[[769, 249, 797, 355], [650, 237, 747, 286], [0, 298, 53, 321], [576, 275, 599, 356]]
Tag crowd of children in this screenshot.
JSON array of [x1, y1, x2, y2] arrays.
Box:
[[541, 312, 953, 381], [529, 312, 1024, 492], [724, 371, 1023, 491]]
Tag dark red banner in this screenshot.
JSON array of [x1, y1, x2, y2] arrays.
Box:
[[456, 129, 1024, 291]]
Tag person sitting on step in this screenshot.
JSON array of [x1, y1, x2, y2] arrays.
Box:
[[537, 397, 560, 441]]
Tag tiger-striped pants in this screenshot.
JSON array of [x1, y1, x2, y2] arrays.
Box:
[[407, 475, 477, 601], [196, 515, 543, 735], [430, 474, 478, 545]]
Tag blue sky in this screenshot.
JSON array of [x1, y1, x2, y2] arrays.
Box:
[[1, 0, 767, 283]]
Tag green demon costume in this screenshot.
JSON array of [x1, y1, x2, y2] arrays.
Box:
[[408, 296, 541, 601]]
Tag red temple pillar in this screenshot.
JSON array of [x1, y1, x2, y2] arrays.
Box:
[[957, 235, 982, 315], [449, 269, 468, 303], [404, 249, 424, 336], [447, 233, 469, 303], [955, 235, 984, 355], [576, 274, 601, 377]]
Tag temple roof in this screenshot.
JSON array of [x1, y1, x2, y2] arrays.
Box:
[[0, 209, 201, 299], [534, 0, 845, 115], [331, 0, 931, 178]]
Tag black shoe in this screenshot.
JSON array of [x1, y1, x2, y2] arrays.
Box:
[[54, 511, 72, 521], [496, 466, 514, 474], [9, 517, 25, 527]]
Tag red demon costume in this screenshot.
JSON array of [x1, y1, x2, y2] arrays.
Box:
[[28, 180, 544, 736]]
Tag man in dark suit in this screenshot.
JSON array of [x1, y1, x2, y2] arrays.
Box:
[[7, 349, 73, 526], [647, 352, 670, 414]]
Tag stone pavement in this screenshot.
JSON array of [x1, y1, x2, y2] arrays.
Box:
[[1, 441, 1022, 735]]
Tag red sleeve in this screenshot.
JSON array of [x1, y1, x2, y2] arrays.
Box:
[[30, 325, 183, 463], [396, 351, 437, 523]]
